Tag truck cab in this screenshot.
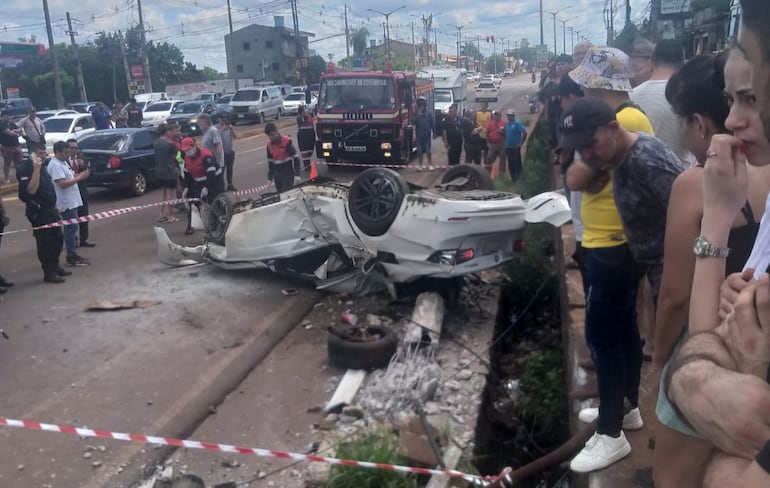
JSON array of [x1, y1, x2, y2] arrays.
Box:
[[417, 68, 467, 128]]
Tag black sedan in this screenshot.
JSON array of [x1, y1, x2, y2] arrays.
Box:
[[165, 101, 225, 136], [79, 128, 161, 196]]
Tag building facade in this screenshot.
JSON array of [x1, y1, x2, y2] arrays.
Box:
[[224, 17, 313, 84]]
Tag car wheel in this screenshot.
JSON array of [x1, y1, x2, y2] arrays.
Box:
[[277, 107, 284, 119], [327, 325, 398, 370], [130, 171, 147, 196], [206, 191, 239, 245], [441, 164, 495, 191], [258, 112, 265, 124], [348, 168, 409, 237]]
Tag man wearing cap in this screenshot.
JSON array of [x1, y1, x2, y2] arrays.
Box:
[[540, 54, 573, 148], [441, 104, 463, 166], [19, 108, 46, 153], [503, 109, 527, 182], [0, 109, 23, 184], [181, 136, 224, 234], [485, 110, 506, 171], [474, 102, 492, 162], [561, 97, 684, 473]]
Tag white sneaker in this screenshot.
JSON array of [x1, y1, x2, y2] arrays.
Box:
[[570, 431, 631, 472], [578, 406, 644, 430]]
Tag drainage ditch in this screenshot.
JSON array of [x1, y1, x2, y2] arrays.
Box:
[[473, 225, 570, 487]]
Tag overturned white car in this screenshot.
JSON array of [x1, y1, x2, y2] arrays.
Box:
[[155, 165, 570, 294]]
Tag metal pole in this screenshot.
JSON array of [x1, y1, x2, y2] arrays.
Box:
[[552, 14, 557, 56], [568, 26, 574, 53], [42, 0, 64, 108], [119, 31, 132, 100], [226, 0, 235, 85], [539, 0, 544, 47], [561, 20, 567, 54], [66, 12, 87, 102], [344, 5, 350, 60], [136, 0, 153, 92], [411, 21, 417, 69]]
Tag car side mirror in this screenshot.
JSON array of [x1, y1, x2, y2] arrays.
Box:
[[74, 126, 83, 132]]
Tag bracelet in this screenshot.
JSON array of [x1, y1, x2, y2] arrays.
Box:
[[756, 439, 770, 474]]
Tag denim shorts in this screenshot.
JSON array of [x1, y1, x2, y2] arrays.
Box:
[[416, 138, 431, 155]]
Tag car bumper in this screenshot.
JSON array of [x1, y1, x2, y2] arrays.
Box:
[[86, 170, 136, 188], [231, 112, 261, 122]]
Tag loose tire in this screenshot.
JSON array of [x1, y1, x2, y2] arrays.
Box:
[[348, 168, 409, 237], [327, 326, 398, 370], [206, 191, 239, 244], [441, 164, 495, 191], [129, 171, 147, 196]]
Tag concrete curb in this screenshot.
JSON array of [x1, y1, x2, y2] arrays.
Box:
[[0, 117, 297, 197]]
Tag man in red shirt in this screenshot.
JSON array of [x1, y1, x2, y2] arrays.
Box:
[[485, 110, 507, 171]]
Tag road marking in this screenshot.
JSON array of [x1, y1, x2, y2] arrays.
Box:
[[239, 144, 266, 155]]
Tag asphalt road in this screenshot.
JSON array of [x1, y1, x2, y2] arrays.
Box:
[[0, 73, 539, 488]]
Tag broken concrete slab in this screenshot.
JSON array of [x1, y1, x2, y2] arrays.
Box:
[[403, 292, 445, 348], [323, 369, 367, 414]]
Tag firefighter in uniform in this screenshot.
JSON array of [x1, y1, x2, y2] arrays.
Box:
[[17, 148, 71, 283], [180, 137, 225, 235], [265, 122, 301, 193], [295, 105, 315, 173]]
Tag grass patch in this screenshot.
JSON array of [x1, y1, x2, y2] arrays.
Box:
[[327, 433, 418, 488]]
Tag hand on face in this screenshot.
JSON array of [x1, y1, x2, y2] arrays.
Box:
[[702, 134, 749, 219]]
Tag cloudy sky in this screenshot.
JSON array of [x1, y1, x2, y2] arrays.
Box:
[[1, 0, 651, 73]]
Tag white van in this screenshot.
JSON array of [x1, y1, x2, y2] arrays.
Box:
[[229, 86, 284, 124]]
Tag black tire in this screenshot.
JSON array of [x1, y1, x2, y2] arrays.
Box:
[[206, 191, 239, 244], [441, 164, 495, 191], [129, 171, 147, 196], [277, 107, 283, 119], [348, 168, 409, 237], [327, 326, 398, 370], [258, 112, 265, 124]]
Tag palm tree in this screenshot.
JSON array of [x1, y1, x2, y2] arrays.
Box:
[[350, 27, 370, 57]]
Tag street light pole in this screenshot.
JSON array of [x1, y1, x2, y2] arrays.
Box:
[[368, 6, 406, 60], [568, 26, 574, 53], [561, 16, 577, 55], [546, 7, 571, 55], [451, 22, 471, 68]]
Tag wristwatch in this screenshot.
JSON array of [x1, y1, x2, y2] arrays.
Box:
[[693, 236, 730, 258]]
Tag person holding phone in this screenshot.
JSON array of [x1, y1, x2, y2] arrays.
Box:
[[66, 138, 95, 248]]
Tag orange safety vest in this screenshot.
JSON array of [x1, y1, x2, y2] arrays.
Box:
[[267, 135, 294, 165], [184, 147, 214, 181]]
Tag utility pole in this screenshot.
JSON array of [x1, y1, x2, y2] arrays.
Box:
[[368, 6, 405, 61], [411, 21, 417, 69], [539, 0, 544, 47], [42, 0, 64, 108], [568, 26, 574, 53], [451, 22, 471, 69], [434, 27, 438, 63], [226, 0, 235, 86], [66, 12, 87, 102], [344, 5, 351, 60], [626, 0, 631, 25], [136, 0, 153, 92], [290, 0, 303, 84], [546, 8, 570, 55], [561, 17, 577, 55], [118, 30, 132, 100], [609, 0, 615, 43]]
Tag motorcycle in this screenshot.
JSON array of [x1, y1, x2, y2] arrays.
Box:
[[528, 97, 538, 114], [531, 71, 536, 84]]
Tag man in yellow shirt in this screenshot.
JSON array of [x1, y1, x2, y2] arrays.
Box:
[[474, 101, 492, 164], [564, 46, 654, 473]]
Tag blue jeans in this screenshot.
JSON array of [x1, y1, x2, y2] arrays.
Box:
[[61, 207, 79, 259], [583, 244, 643, 435]]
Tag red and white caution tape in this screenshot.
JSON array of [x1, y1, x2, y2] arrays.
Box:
[[0, 416, 508, 486], [0, 182, 275, 237]]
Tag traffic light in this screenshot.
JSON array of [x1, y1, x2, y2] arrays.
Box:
[[485, 36, 490, 42], [491, 36, 495, 42]]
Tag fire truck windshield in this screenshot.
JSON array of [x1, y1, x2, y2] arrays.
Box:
[[320, 77, 396, 110]]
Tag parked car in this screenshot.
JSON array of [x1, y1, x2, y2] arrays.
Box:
[[42, 113, 96, 152], [503, 68, 514, 77], [482, 74, 503, 88], [155, 165, 570, 294], [165, 101, 221, 135], [282, 92, 317, 115], [216, 94, 233, 107], [474, 81, 498, 102], [36, 109, 78, 119], [79, 128, 160, 196], [0, 98, 34, 121], [229, 85, 284, 124], [195, 93, 219, 102], [141, 100, 184, 127]]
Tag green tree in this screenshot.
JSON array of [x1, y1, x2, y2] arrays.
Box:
[[306, 55, 327, 83], [485, 54, 508, 74], [350, 28, 370, 57]]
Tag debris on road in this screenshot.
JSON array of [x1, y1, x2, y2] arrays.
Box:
[[85, 300, 161, 311]]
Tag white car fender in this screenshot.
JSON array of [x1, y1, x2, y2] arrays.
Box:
[[154, 227, 206, 266], [524, 191, 572, 227]]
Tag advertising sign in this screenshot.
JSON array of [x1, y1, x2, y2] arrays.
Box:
[[6, 87, 20, 99], [660, 0, 691, 15], [130, 64, 144, 79]]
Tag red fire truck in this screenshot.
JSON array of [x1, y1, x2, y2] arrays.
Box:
[[315, 64, 434, 164]]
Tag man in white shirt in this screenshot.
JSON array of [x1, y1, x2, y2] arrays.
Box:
[[46, 140, 91, 267], [631, 40, 688, 162], [19, 108, 46, 153]]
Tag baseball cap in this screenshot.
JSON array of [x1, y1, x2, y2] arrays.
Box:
[[180, 137, 196, 151], [558, 98, 616, 150], [506, 109, 516, 116], [568, 46, 632, 92]]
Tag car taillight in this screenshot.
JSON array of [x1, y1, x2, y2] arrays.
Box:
[[427, 248, 475, 265], [108, 155, 121, 169], [456, 248, 475, 263], [513, 240, 526, 252]]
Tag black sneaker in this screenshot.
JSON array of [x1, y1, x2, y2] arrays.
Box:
[[44, 275, 66, 284], [0, 275, 13, 287], [55, 267, 72, 277], [66, 255, 91, 267], [0, 287, 6, 294], [80, 241, 96, 248]]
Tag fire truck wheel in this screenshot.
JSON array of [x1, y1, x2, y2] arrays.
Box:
[[441, 164, 495, 191], [205, 191, 239, 244], [348, 168, 409, 237]]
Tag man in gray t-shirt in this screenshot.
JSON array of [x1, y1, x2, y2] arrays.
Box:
[[630, 40, 688, 162], [199, 114, 223, 166]]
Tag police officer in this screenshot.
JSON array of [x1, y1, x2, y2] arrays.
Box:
[[17, 147, 71, 283], [265, 122, 301, 192], [180, 137, 224, 235]]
